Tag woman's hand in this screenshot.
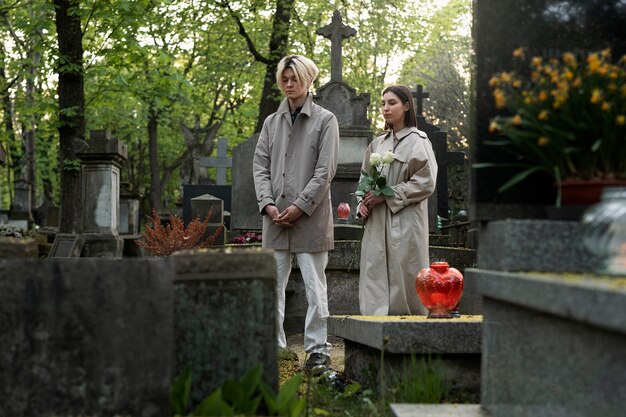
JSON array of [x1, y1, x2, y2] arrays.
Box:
[[362, 192, 385, 209], [358, 202, 370, 219]]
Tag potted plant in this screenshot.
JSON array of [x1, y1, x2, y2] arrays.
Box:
[[478, 48, 626, 205]]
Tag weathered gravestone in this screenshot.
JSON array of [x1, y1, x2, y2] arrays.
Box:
[[172, 247, 277, 407], [0, 258, 174, 417], [183, 184, 231, 227], [471, 0, 626, 221], [231, 133, 261, 231], [189, 194, 226, 245], [49, 130, 128, 258], [8, 178, 34, 229]]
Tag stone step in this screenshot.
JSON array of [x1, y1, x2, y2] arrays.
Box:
[[390, 404, 490, 417]]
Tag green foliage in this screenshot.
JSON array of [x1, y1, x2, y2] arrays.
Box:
[[386, 354, 448, 404], [0, 0, 470, 212], [170, 364, 306, 417], [62, 158, 81, 172]]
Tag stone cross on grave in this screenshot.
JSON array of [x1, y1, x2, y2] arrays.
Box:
[[316, 10, 356, 82], [198, 137, 232, 185], [412, 85, 465, 220]]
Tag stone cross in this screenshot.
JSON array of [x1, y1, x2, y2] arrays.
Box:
[[316, 10, 356, 82], [411, 85, 465, 219], [411, 84, 430, 116], [198, 137, 232, 185]]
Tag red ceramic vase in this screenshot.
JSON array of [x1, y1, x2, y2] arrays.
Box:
[[337, 202, 351, 220], [415, 262, 464, 318]]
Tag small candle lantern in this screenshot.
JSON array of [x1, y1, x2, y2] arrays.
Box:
[[337, 202, 351, 221], [415, 261, 464, 318]]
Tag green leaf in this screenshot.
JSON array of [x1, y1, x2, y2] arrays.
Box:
[[381, 186, 394, 196], [170, 365, 192, 416], [497, 166, 545, 193], [590, 139, 602, 152], [259, 381, 277, 413], [193, 388, 225, 416]]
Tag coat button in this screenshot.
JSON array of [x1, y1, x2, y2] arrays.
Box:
[[281, 194, 286, 198]]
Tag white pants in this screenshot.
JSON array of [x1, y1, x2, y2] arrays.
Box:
[[274, 250, 331, 355]]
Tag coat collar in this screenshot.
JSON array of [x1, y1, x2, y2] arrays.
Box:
[[277, 93, 314, 118], [383, 126, 419, 142]]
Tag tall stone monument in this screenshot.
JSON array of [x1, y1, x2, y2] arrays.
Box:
[[76, 130, 127, 257], [50, 130, 127, 258], [314, 10, 372, 221]]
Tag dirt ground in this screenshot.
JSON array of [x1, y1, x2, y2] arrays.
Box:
[[285, 333, 345, 373]]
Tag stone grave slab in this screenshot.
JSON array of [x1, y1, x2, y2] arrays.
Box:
[[477, 219, 602, 273], [470, 268, 626, 417], [329, 315, 482, 401], [391, 404, 490, 417]]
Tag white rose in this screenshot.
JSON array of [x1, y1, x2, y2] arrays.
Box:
[[369, 153, 382, 167], [382, 150, 395, 165]]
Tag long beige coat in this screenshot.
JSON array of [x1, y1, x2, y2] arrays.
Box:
[[253, 94, 339, 252], [358, 127, 438, 315]]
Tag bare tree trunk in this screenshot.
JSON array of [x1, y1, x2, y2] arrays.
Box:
[[255, 0, 293, 132], [54, 0, 84, 233], [25, 49, 38, 208], [148, 105, 160, 212]]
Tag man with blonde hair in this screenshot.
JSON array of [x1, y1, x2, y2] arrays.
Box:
[[253, 54, 339, 371]]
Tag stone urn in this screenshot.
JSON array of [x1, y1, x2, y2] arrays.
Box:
[[415, 261, 464, 318]]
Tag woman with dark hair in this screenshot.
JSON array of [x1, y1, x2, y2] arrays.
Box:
[[357, 84, 438, 315]]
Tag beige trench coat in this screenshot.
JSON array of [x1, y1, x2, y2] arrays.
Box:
[[358, 127, 438, 315], [253, 94, 339, 252]]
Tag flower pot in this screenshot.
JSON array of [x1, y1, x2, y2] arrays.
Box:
[[415, 262, 464, 318], [560, 179, 626, 206]]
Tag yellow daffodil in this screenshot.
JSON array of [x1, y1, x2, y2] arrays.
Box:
[[538, 110, 549, 121], [493, 89, 506, 109], [513, 47, 525, 58], [590, 89, 603, 104], [537, 137, 550, 146], [616, 115, 626, 126], [601, 102, 611, 111], [488, 120, 500, 133], [512, 115, 522, 125], [563, 52, 577, 68]]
